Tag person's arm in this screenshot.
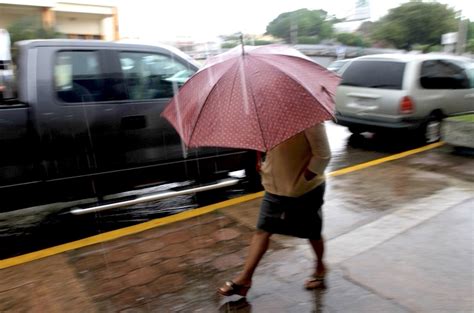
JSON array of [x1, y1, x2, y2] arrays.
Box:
[[303, 123, 331, 180]]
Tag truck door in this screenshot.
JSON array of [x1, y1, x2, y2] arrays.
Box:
[[35, 47, 113, 187], [35, 45, 197, 195], [104, 48, 197, 169], [0, 105, 43, 210]]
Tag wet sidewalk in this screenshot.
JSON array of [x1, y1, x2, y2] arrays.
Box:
[[0, 146, 473, 312]]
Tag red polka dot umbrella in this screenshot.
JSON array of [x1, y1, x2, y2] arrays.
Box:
[[162, 44, 340, 152]]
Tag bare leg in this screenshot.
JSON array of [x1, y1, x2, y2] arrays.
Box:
[[305, 237, 326, 289], [308, 237, 326, 275], [233, 230, 272, 285], [218, 230, 271, 295]]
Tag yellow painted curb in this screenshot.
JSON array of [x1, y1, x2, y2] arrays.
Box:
[[329, 142, 444, 177], [0, 142, 444, 269], [0, 191, 264, 269]]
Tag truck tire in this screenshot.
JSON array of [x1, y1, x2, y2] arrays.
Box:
[[348, 127, 362, 134], [244, 151, 263, 192]]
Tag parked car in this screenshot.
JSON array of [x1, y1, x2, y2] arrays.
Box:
[[0, 39, 257, 212], [335, 54, 474, 142], [327, 59, 351, 74]]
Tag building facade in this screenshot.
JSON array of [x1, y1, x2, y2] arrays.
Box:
[[0, 0, 118, 40]]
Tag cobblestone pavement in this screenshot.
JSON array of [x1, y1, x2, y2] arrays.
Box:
[[0, 147, 472, 312]]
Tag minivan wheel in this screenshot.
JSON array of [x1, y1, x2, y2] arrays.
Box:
[[423, 116, 442, 143]]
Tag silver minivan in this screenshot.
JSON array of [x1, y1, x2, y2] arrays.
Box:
[[335, 54, 474, 142], [327, 59, 351, 74]]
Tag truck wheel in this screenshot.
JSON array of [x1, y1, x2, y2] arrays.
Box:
[[421, 114, 442, 143], [348, 127, 362, 134], [244, 151, 263, 192]]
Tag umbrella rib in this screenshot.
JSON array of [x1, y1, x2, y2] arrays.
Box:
[[188, 59, 238, 145], [244, 57, 268, 151], [226, 57, 267, 151], [228, 59, 241, 111], [253, 55, 335, 118]]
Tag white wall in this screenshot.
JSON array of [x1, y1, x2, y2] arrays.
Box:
[[56, 13, 102, 35], [53, 3, 113, 15], [101, 16, 114, 40]]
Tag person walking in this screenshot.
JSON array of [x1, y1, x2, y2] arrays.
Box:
[[218, 123, 331, 296]]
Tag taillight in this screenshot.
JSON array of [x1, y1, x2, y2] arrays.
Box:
[[400, 96, 414, 114]]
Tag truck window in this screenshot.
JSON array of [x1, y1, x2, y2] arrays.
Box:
[[55, 51, 105, 103], [119, 52, 195, 100]]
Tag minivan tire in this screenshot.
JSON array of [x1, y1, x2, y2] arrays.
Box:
[[420, 114, 442, 143]]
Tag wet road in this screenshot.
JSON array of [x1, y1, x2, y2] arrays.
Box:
[[2, 138, 471, 312], [0, 122, 429, 259]]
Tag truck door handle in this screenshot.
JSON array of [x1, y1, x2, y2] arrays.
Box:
[[121, 115, 147, 130]]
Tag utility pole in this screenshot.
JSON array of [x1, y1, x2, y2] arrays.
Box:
[[455, 11, 468, 55], [290, 18, 298, 45]]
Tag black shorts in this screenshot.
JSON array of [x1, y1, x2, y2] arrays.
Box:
[[257, 182, 325, 240]]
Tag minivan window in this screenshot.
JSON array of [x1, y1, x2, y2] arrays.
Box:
[[420, 60, 470, 89], [327, 59, 350, 73], [55, 51, 105, 103], [119, 52, 195, 100], [340, 60, 406, 90]]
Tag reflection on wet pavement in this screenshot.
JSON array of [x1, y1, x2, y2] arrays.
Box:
[[327, 123, 427, 173], [0, 192, 197, 259], [219, 298, 252, 313], [0, 179, 249, 258]]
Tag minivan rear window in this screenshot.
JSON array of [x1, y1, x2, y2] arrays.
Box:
[[340, 60, 406, 90]]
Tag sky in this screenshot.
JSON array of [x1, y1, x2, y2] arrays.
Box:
[[118, 0, 474, 42]]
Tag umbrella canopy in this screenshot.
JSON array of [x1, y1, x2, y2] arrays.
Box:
[[162, 45, 340, 152]]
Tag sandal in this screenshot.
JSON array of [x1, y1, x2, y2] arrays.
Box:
[[218, 281, 251, 297], [304, 273, 326, 290]]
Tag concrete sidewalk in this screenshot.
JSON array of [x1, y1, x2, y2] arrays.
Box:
[[0, 147, 473, 312]]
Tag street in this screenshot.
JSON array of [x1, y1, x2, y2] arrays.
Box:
[[0, 122, 472, 312], [0, 122, 429, 258]]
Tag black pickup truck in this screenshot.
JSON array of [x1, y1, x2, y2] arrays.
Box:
[[0, 40, 257, 212]]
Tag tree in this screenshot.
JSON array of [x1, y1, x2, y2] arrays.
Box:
[[357, 21, 375, 38], [371, 1, 457, 50], [7, 17, 64, 44], [467, 39, 474, 53], [467, 21, 474, 53], [336, 32, 370, 47], [412, 44, 442, 53], [266, 9, 334, 44], [468, 20, 474, 40]]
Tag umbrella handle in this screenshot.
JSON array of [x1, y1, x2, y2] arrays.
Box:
[[240, 33, 245, 55]]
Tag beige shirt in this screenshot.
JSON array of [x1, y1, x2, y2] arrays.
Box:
[[260, 123, 331, 197]]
